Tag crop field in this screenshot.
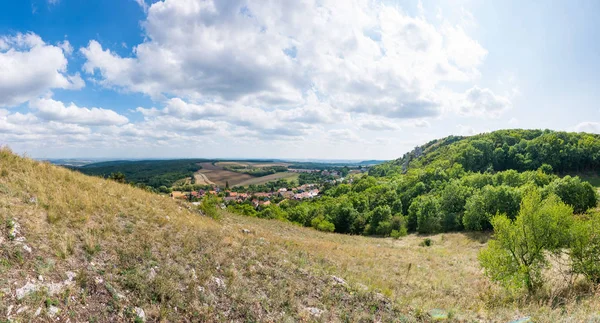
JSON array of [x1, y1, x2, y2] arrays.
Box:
[[194, 162, 254, 186], [233, 172, 299, 187], [215, 161, 291, 168]]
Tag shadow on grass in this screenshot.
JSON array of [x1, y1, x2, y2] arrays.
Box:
[[462, 231, 492, 244]]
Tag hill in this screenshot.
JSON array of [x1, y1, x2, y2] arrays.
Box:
[[0, 149, 402, 321], [73, 159, 206, 188], [1, 146, 600, 321], [370, 129, 600, 176]]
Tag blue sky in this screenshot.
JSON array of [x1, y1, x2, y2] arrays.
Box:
[[0, 0, 598, 160]]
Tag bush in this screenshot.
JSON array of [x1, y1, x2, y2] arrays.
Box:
[[545, 176, 598, 214], [479, 190, 574, 293], [570, 215, 600, 284], [311, 216, 335, 232], [419, 238, 433, 247], [200, 194, 220, 219], [408, 195, 442, 234]]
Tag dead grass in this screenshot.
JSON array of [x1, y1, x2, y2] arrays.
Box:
[[0, 148, 599, 322]]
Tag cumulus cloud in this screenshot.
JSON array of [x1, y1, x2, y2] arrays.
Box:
[[457, 124, 476, 136], [0, 33, 83, 107], [29, 98, 129, 126], [81, 0, 497, 120], [357, 117, 401, 131], [574, 122, 600, 134], [457, 86, 511, 117]]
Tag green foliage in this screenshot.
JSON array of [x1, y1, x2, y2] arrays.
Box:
[[199, 194, 220, 219], [408, 195, 442, 234], [74, 159, 204, 188], [311, 216, 335, 232], [419, 238, 433, 247], [108, 172, 126, 183], [544, 175, 598, 213], [479, 190, 574, 293], [463, 185, 522, 231], [570, 214, 600, 283], [227, 203, 258, 217]]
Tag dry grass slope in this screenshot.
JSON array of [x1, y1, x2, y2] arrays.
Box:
[[0, 148, 599, 322], [0, 149, 401, 322]]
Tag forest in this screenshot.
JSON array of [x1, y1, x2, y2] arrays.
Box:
[[73, 159, 205, 188], [235, 130, 599, 237]]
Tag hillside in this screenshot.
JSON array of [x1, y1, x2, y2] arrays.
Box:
[[2, 149, 600, 321], [370, 129, 600, 176]]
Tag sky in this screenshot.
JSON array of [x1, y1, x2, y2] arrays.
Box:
[[0, 0, 599, 160]]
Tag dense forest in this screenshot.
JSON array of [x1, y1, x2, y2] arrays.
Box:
[[234, 130, 599, 236], [73, 159, 205, 188]]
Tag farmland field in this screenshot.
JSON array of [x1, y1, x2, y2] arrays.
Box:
[[195, 162, 299, 187], [215, 161, 291, 168], [195, 162, 254, 186], [233, 172, 299, 187]]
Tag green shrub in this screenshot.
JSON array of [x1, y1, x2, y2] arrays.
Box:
[[479, 190, 574, 293], [570, 215, 600, 284], [419, 238, 433, 247]]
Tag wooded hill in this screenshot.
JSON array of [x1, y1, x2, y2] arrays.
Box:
[[247, 129, 599, 236]]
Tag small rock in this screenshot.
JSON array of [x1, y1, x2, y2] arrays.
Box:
[[16, 306, 29, 314], [15, 236, 26, 242], [65, 271, 76, 281], [148, 267, 157, 280], [22, 244, 32, 253], [509, 317, 532, 323], [332, 275, 347, 285], [197, 286, 205, 292], [212, 277, 225, 289], [34, 307, 42, 317], [241, 229, 251, 234], [38, 275, 44, 282], [48, 305, 60, 317], [16, 281, 38, 300], [305, 307, 324, 317], [134, 307, 146, 321]]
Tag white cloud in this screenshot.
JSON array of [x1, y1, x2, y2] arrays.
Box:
[[457, 86, 511, 117], [0, 33, 83, 107], [457, 124, 476, 136], [574, 122, 600, 134], [81, 0, 497, 121], [357, 117, 401, 131], [29, 98, 128, 126], [134, 0, 149, 12]]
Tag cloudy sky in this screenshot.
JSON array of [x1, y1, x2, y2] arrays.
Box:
[[1, 0, 599, 160]]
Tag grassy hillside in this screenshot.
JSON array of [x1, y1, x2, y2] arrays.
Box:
[[0, 149, 406, 322], [2, 149, 600, 321]]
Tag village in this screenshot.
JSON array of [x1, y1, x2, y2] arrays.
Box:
[[171, 183, 321, 208]]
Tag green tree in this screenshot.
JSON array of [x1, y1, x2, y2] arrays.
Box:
[[570, 214, 600, 284], [479, 190, 574, 293], [545, 176, 598, 214], [108, 172, 126, 183]]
